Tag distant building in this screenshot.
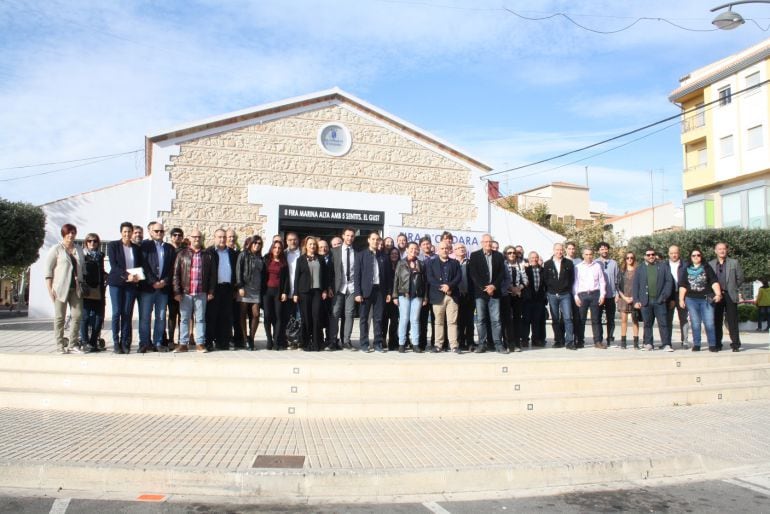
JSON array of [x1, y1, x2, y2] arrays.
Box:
[[607, 202, 684, 246], [669, 37, 770, 230], [498, 181, 600, 229]]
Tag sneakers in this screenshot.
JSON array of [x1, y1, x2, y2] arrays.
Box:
[[645, 344, 653, 351], [452, 348, 461, 354], [69, 346, 83, 354], [664, 345, 674, 352], [59, 348, 69, 354], [513, 346, 522, 352]]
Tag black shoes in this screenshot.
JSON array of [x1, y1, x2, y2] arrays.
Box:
[[398, 346, 405, 353], [691, 346, 701, 352]]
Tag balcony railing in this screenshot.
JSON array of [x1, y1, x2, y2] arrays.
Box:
[[684, 163, 707, 173], [681, 115, 705, 133]]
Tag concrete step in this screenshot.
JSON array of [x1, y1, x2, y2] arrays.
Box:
[[0, 364, 768, 400], [0, 350, 766, 380], [1, 379, 768, 417]]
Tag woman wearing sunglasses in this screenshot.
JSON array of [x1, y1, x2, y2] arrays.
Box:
[[678, 248, 722, 352]]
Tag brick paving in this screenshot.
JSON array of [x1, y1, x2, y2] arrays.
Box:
[[0, 401, 769, 472]]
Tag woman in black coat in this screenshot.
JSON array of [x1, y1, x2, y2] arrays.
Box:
[[293, 236, 332, 351]]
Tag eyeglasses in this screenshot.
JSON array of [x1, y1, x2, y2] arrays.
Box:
[[691, 253, 702, 258], [152, 229, 165, 234], [505, 251, 515, 255], [86, 240, 98, 244], [190, 236, 201, 239], [645, 253, 656, 257], [625, 256, 635, 260], [171, 233, 183, 237]]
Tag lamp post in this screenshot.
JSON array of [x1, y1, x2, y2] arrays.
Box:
[[711, 1, 770, 30]]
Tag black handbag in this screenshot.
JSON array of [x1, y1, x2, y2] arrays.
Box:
[[286, 315, 301, 344]]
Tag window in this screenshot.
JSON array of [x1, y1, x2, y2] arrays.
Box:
[[720, 135, 734, 157], [722, 193, 741, 227], [747, 125, 763, 150], [698, 148, 707, 166], [684, 199, 714, 229], [747, 187, 767, 228], [694, 103, 705, 127], [746, 71, 760, 89], [718, 85, 732, 106]]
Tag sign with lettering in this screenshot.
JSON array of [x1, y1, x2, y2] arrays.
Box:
[[387, 226, 485, 252], [279, 205, 384, 225], [317, 123, 352, 156]]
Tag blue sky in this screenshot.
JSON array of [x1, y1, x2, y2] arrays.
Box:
[[1, 0, 769, 214]]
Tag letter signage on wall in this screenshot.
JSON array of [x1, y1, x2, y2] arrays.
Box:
[[387, 226, 485, 252], [279, 205, 384, 225]]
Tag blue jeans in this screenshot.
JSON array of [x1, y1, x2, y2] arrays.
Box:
[[79, 299, 104, 347], [180, 293, 207, 345], [139, 289, 169, 348], [475, 296, 502, 350], [640, 301, 670, 347], [397, 295, 422, 346], [109, 285, 137, 350], [547, 292, 573, 344], [685, 297, 716, 347]]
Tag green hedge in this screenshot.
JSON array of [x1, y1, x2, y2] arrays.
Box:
[[738, 303, 758, 323], [628, 228, 770, 282]]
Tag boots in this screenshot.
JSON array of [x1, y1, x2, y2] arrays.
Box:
[[247, 336, 255, 351], [621, 336, 627, 349], [633, 336, 640, 350]]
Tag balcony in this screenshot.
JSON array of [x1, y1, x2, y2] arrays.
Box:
[[680, 115, 706, 144]]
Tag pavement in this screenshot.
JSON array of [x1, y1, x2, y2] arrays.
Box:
[[0, 317, 769, 505]]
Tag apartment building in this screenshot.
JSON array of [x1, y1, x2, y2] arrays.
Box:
[[669, 38, 770, 230]]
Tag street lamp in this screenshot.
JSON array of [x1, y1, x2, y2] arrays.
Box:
[[711, 1, 770, 30]]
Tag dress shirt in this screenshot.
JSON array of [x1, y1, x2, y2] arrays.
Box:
[[287, 248, 301, 295], [216, 247, 231, 284], [458, 259, 469, 294], [122, 244, 134, 270], [155, 241, 165, 278], [531, 265, 541, 291], [669, 260, 680, 288], [342, 244, 355, 294], [484, 252, 492, 283], [553, 258, 562, 278], [573, 260, 606, 301], [372, 251, 380, 286]]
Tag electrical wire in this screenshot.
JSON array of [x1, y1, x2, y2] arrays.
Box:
[[0, 149, 143, 172], [485, 78, 770, 179], [0, 150, 143, 183]]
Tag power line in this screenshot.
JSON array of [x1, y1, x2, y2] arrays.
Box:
[[485, 78, 770, 180], [0, 150, 143, 183], [0, 149, 143, 172]]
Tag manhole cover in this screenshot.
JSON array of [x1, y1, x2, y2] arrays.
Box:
[[252, 455, 306, 468]]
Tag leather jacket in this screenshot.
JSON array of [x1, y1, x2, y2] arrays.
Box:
[[392, 258, 428, 299], [173, 247, 217, 296]]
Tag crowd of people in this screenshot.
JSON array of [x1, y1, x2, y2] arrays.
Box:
[[44, 221, 748, 355]]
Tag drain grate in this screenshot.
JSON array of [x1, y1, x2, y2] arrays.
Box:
[[252, 455, 306, 468]]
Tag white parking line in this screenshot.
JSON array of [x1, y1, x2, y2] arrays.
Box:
[[724, 478, 770, 497], [423, 501, 451, 514], [49, 498, 71, 514]]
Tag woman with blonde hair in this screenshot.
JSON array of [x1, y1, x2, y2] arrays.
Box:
[[293, 236, 331, 351]]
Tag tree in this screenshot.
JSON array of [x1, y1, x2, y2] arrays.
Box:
[[628, 228, 770, 281], [563, 215, 624, 260], [0, 198, 46, 267]]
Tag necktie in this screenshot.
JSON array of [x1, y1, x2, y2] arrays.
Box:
[[346, 247, 351, 282]]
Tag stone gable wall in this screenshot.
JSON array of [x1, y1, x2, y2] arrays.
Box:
[[159, 104, 477, 245]]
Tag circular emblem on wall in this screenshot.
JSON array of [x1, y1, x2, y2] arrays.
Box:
[[317, 123, 352, 157]]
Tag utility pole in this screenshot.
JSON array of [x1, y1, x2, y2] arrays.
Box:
[[585, 166, 589, 188], [650, 169, 655, 234]]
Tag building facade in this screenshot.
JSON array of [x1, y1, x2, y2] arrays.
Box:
[[670, 38, 770, 230], [29, 88, 562, 317]]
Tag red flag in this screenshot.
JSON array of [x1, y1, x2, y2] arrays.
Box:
[[487, 180, 501, 200]]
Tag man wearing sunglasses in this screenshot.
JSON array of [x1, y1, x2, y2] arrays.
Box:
[[166, 228, 185, 347], [138, 222, 175, 353], [632, 247, 674, 351]]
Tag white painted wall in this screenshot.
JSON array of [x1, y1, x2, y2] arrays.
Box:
[[611, 203, 684, 245], [488, 204, 563, 259], [29, 178, 152, 318]]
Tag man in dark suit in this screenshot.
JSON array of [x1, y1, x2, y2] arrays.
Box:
[[454, 243, 475, 350], [206, 228, 238, 351], [633, 247, 674, 351], [709, 242, 744, 351], [354, 231, 389, 352], [426, 239, 462, 353], [468, 234, 508, 353], [523, 251, 547, 347], [543, 243, 575, 349], [138, 221, 175, 353], [106, 221, 143, 354], [329, 227, 357, 350]]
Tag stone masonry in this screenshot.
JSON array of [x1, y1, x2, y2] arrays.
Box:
[[159, 104, 477, 244]]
